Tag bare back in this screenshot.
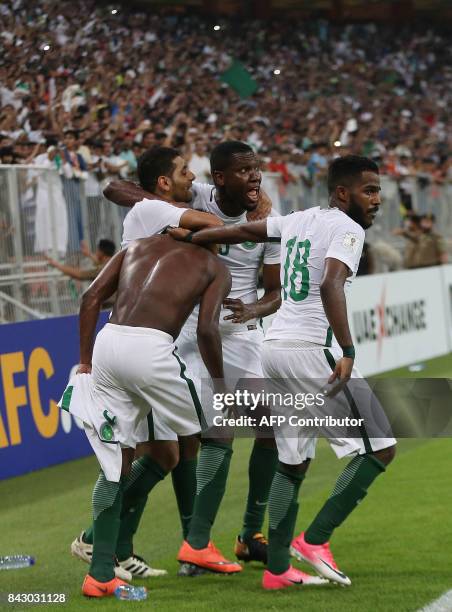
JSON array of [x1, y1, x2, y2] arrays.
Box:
[[109, 235, 226, 338]]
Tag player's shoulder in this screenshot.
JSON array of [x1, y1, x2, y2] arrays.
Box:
[[135, 197, 173, 208], [326, 208, 365, 237], [191, 182, 214, 209], [277, 208, 309, 227]]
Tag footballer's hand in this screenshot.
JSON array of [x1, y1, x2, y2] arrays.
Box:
[[167, 227, 192, 241], [77, 364, 92, 374], [223, 298, 257, 323], [326, 357, 353, 397]]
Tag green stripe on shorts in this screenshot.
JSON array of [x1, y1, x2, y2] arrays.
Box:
[[172, 348, 208, 431], [147, 410, 155, 442], [323, 349, 372, 454]]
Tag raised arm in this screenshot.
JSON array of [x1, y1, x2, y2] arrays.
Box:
[[103, 180, 160, 208], [78, 250, 126, 371], [197, 260, 232, 382], [319, 258, 354, 386], [45, 256, 98, 281], [179, 209, 224, 230]]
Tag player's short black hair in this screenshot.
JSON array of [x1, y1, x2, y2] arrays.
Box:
[[137, 146, 180, 192], [328, 155, 379, 194], [97, 239, 116, 257], [210, 141, 254, 172]]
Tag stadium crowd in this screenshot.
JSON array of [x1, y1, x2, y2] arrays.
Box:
[[0, 0, 450, 270]]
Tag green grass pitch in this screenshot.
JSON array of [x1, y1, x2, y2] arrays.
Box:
[[1, 354, 451, 611]]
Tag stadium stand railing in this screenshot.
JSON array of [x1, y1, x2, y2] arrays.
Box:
[[0, 167, 450, 323]]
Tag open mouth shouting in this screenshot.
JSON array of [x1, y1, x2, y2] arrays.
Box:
[[246, 186, 260, 203]]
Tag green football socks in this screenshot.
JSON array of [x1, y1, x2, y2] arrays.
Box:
[[89, 472, 123, 582], [305, 454, 386, 545], [171, 458, 197, 540], [241, 441, 278, 541], [267, 465, 305, 575], [115, 456, 167, 561], [187, 441, 233, 550]]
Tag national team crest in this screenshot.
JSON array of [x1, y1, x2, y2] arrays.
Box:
[[242, 241, 257, 250], [99, 421, 115, 442], [342, 232, 361, 254]]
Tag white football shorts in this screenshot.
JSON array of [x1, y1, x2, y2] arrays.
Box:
[[261, 339, 397, 465], [59, 324, 206, 479], [151, 326, 265, 440]]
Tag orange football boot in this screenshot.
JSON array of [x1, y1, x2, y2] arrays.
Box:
[[82, 574, 128, 597], [177, 541, 242, 574]]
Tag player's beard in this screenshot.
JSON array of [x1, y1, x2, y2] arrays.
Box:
[[176, 184, 193, 203], [348, 195, 370, 229]]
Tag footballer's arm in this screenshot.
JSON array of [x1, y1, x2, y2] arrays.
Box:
[[223, 264, 281, 324], [78, 249, 127, 372], [319, 258, 354, 385], [170, 220, 270, 246], [197, 259, 232, 382], [104, 180, 223, 230], [103, 180, 159, 208]]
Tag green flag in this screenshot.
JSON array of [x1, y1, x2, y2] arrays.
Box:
[[221, 60, 258, 99]]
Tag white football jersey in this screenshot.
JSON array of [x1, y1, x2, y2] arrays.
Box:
[[121, 198, 188, 247], [266, 206, 364, 345], [185, 183, 280, 332], [119, 183, 280, 332]]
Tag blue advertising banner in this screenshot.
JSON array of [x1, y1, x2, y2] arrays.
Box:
[[0, 312, 109, 480]]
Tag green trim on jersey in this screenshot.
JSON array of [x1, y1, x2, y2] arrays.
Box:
[[218, 244, 229, 256], [325, 326, 333, 348], [172, 348, 208, 430], [323, 349, 372, 454]]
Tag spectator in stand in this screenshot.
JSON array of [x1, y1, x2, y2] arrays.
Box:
[[45, 238, 115, 281], [32, 141, 68, 256], [188, 139, 211, 183], [61, 129, 87, 255], [0, 0, 450, 261], [0, 146, 16, 164], [418, 213, 448, 267], [393, 214, 423, 269]]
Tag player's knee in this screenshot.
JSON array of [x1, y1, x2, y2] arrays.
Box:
[[279, 459, 309, 476], [160, 443, 180, 472], [374, 444, 396, 466], [178, 434, 200, 461], [120, 448, 134, 478], [145, 441, 180, 473]]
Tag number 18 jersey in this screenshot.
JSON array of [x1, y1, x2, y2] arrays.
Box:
[[265, 206, 364, 345]]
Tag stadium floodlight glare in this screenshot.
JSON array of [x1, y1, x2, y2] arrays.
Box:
[[214, 25, 221, 31], [111, 9, 118, 14], [43, 44, 50, 51], [273, 69, 281, 75], [334, 140, 341, 147]]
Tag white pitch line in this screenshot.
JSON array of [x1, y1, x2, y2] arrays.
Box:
[[419, 590, 452, 612]]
